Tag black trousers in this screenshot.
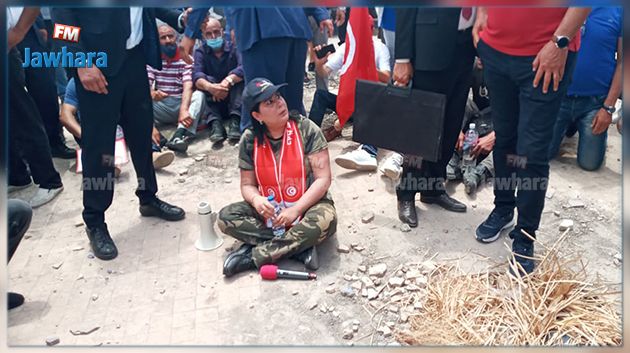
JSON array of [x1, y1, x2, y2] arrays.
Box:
[[8, 49, 63, 189], [8, 199, 32, 261], [396, 29, 475, 200], [17, 28, 64, 148], [75, 45, 158, 228]]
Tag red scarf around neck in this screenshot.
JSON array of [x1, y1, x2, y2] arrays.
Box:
[[253, 120, 306, 223]]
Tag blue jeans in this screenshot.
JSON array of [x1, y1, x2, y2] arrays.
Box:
[[548, 95, 608, 171], [476, 39, 576, 239]]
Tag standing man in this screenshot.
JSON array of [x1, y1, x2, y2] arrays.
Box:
[[393, 8, 477, 228], [548, 7, 622, 171], [8, 7, 65, 208], [181, 7, 334, 131], [473, 7, 589, 274], [51, 8, 187, 260]]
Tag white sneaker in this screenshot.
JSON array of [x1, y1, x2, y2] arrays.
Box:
[[153, 150, 175, 170], [334, 148, 377, 171], [30, 186, 63, 208], [380, 153, 404, 180], [8, 182, 33, 194]]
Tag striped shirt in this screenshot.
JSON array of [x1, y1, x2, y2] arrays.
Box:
[[146, 57, 192, 98]]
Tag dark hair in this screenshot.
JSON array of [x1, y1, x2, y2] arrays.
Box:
[[251, 106, 301, 141]]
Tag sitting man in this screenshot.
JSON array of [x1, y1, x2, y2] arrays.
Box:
[[147, 23, 207, 153], [193, 18, 244, 144], [60, 78, 176, 171], [309, 36, 404, 180], [447, 60, 496, 195], [7, 199, 32, 310], [218, 78, 337, 277], [548, 7, 622, 171]]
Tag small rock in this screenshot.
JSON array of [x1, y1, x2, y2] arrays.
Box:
[[357, 265, 367, 273], [319, 305, 328, 313], [554, 210, 561, 217], [116, 324, 121, 329], [400, 224, 412, 233], [46, 336, 60, 346], [342, 328, 354, 340], [72, 246, 84, 251], [87, 253, 95, 259], [74, 221, 84, 227], [308, 301, 318, 310], [388, 305, 399, 313], [352, 319, 360, 326], [367, 288, 379, 300], [360, 277, 375, 287], [292, 290, 299, 296], [559, 219, 574, 231], [332, 311, 340, 318], [566, 199, 586, 208], [385, 321, 396, 329], [337, 244, 351, 254], [76, 274, 84, 281], [326, 286, 336, 294], [91, 294, 99, 301], [372, 278, 381, 286], [24, 234, 32, 239], [405, 269, 422, 280], [414, 301, 423, 310], [377, 326, 392, 337], [352, 324, 359, 333], [194, 155, 205, 162], [351, 281, 363, 291], [224, 178, 232, 184], [352, 195, 359, 200], [69, 326, 100, 336], [388, 277, 404, 287], [328, 306, 335, 312], [546, 188, 556, 199], [368, 263, 387, 277], [340, 287, 355, 298], [52, 262, 63, 270], [400, 314, 409, 323], [471, 203, 477, 209], [361, 288, 368, 297], [178, 169, 188, 176], [353, 246, 365, 252], [367, 187, 374, 192], [177, 177, 186, 183], [416, 276, 428, 287], [248, 304, 254, 309], [159, 289, 166, 294], [107, 269, 114, 274], [421, 260, 437, 273], [328, 280, 336, 286], [360, 211, 374, 224], [343, 274, 353, 281]]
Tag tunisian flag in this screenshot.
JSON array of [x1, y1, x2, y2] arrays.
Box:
[[336, 8, 378, 127]]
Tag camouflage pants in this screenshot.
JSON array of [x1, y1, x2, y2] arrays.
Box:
[[218, 199, 337, 267]]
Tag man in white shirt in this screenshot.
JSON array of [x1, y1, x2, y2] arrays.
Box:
[[308, 37, 404, 180]]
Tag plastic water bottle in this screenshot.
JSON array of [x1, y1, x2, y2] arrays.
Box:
[[267, 195, 285, 237], [462, 123, 479, 170]]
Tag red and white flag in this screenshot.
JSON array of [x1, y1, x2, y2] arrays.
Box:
[[336, 8, 378, 127]]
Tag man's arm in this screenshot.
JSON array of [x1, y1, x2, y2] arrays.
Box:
[[532, 7, 591, 93], [377, 70, 391, 83], [393, 8, 416, 86], [178, 81, 193, 127], [8, 7, 40, 49], [304, 7, 333, 37], [592, 37, 622, 135], [59, 104, 82, 140]]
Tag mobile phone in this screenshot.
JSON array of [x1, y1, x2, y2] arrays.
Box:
[[316, 44, 336, 59]]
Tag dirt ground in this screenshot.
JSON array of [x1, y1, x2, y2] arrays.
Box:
[[6, 71, 622, 346]]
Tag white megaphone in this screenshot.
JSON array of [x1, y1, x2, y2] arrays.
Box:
[[195, 201, 224, 251]]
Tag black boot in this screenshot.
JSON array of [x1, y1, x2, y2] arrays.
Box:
[[290, 246, 319, 270], [226, 115, 241, 142], [209, 120, 227, 144], [397, 200, 418, 228], [86, 224, 118, 260], [223, 244, 256, 277]]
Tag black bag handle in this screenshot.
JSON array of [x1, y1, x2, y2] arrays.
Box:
[[386, 79, 414, 98]]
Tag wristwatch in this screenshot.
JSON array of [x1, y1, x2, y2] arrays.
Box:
[[552, 35, 570, 49], [225, 76, 235, 87], [602, 104, 616, 115]]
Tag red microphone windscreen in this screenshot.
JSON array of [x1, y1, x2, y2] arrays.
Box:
[[260, 264, 278, 280]]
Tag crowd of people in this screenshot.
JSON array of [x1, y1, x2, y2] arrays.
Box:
[[6, 6, 622, 310]]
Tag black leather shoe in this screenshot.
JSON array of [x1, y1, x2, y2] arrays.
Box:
[[50, 143, 76, 159], [86, 224, 118, 260], [209, 120, 227, 144], [139, 198, 185, 221], [8, 292, 24, 310], [223, 244, 256, 277], [290, 246, 319, 270], [397, 200, 418, 228], [421, 193, 467, 213]]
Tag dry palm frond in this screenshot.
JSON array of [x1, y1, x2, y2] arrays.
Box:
[[396, 231, 621, 346]]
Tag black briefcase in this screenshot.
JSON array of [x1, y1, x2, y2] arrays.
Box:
[[352, 79, 446, 162]]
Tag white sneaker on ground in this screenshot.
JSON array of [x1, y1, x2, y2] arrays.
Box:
[[380, 153, 404, 180], [153, 150, 175, 170], [30, 186, 63, 208], [8, 182, 33, 194], [334, 147, 377, 171]]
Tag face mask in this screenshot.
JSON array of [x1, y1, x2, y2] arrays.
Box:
[[160, 43, 177, 58], [206, 37, 224, 51]]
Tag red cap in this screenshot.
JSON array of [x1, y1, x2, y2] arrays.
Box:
[[260, 264, 278, 280]]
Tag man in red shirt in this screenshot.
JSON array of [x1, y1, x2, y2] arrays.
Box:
[[473, 7, 590, 275]]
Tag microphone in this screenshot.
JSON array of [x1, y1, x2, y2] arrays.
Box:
[[260, 264, 317, 280]]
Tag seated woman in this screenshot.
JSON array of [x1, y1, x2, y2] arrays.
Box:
[[218, 78, 337, 277]]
